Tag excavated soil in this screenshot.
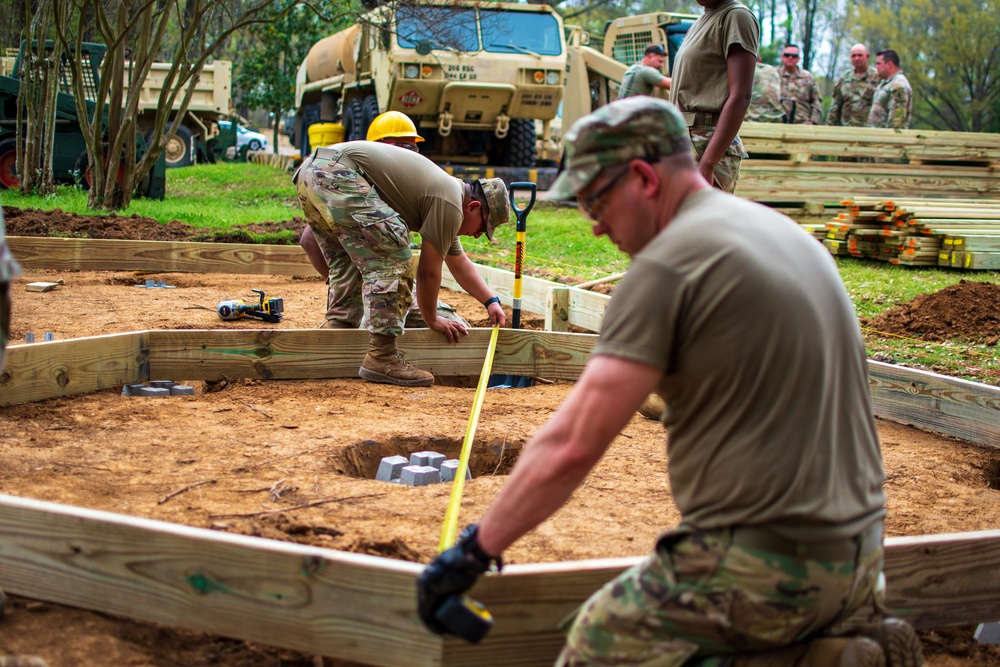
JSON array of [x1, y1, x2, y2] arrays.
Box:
[[868, 280, 1000, 344], [3, 208, 1000, 666]]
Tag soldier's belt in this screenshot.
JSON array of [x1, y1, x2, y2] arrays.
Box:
[[682, 111, 720, 128], [700, 521, 882, 561]]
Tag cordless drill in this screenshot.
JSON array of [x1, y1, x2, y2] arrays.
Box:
[[217, 289, 284, 323]]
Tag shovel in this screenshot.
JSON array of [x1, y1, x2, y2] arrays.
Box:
[[488, 181, 536, 389]]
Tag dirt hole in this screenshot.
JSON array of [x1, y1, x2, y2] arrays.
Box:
[[983, 459, 1000, 490], [330, 435, 525, 479]]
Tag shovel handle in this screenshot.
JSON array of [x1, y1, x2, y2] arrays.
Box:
[[509, 182, 536, 233]]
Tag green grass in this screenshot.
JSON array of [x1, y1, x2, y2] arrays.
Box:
[[1, 162, 301, 233], [4, 162, 1000, 384]]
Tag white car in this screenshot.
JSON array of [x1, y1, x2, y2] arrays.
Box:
[[219, 121, 269, 151]]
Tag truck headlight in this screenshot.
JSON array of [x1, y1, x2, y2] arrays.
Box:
[[533, 70, 545, 84], [546, 71, 560, 85], [404, 64, 420, 79]]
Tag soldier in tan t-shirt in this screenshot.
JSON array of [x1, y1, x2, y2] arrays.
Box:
[[418, 98, 923, 666], [669, 0, 758, 192], [293, 141, 510, 387]]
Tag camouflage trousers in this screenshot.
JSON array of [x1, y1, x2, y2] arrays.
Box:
[[295, 148, 414, 336], [556, 523, 885, 667], [688, 128, 747, 194], [0, 281, 10, 370]]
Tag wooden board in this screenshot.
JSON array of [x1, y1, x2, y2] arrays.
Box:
[[740, 122, 1000, 163], [440, 262, 610, 333], [0, 332, 147, 407], [868, 360, 1000, 446], [146, 328, 597, 384], [2, 493, 1000, 667], [6, 237, 318, 276], [0, 494, 437, 667]]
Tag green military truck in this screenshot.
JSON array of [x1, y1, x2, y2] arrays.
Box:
[[292, 0, 566, 168], [0, 41, 164, 197]]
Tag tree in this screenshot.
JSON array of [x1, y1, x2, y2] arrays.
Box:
[[26, 0, 297, 209], [233, 3, 333, 152], [855, 0, 1000, 131]]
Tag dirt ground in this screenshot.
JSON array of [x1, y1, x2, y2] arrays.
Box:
[[3, 208, 1000, 666]]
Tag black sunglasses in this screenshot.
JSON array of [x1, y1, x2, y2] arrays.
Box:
[[782, 53, 799, 58]]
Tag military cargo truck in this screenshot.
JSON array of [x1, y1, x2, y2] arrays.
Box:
[[129, 59, 233, 168], [292, 0, 566, 168]]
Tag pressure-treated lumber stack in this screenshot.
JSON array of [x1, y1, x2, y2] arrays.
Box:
[[823, 198, 1000, 269], [737, 122, 1000, 203]]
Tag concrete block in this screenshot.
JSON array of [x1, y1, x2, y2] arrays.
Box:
[[375, 455, 409, 482], [399, 465, 441, 486], [975, 623, 1000, 644], [121, 383, 147, 397], [136, 387, 171, 397], [440, 459, 472, 482], [410, 451, 446, 469], [149, 380, 176, 389], [170, 385, 196, 396]]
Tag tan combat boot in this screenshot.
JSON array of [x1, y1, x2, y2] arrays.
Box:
[[732, 636, 885, 667], [359, 333, 434, 387], [854, 617, 924, 667]]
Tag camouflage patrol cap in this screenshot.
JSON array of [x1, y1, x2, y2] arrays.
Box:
[[479, 177, 510, 241], [546, 97, 691, 200]]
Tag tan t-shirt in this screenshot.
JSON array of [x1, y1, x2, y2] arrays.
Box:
[[670, 0, 759, 113], [336, 141, 464, 257], [593, 189, 885, 542]]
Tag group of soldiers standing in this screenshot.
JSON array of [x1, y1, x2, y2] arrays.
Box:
[[745, 42, 913, 129]]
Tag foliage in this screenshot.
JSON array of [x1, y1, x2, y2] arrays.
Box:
[[232, 3, 340, 150], [854, 0, 1000, 131]]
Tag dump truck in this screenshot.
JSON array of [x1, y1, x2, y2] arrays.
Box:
[[292, 0, 566, 168], [130, 59, 233, 168], [0, 41, 165, 197]]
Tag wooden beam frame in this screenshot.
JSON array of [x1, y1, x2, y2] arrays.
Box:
[[1, 493, 1000, 667], [5, 236, 1000, 664]]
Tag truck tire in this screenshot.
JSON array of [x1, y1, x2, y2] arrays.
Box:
[[361, 95, 380, 133], [343, 98, 366, 142], [504, 119, 537, 168], [75, 147, 126, 190], [164, 124, 194, 168], [0, 139, 19, 189]]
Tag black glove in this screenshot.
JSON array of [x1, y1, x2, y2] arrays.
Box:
[[417, 524, 503, 635]]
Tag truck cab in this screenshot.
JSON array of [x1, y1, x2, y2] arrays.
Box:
[[294, 0, 566, 168]]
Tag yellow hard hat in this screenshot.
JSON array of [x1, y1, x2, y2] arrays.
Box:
[[367, 111, 424, 143]]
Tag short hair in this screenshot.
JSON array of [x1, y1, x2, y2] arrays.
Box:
[[784, 43, 800, 52], [644, 44, 666, 57], [877, 49, 901, 67]]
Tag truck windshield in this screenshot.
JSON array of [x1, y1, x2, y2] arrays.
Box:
[[396, 5, 479, 52], [480, 10, 562, 56]]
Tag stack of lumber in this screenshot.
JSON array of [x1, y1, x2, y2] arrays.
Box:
[[736, 122, 1000, 204], [823, 198, 1000, 269]]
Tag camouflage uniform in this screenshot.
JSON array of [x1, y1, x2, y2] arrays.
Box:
[[827, 66, 879, 127], [294, 148, 414, 336], [744, 62, 784, 123], [545, 98, 891, 666], [779, 66, 822, 124], [868, 72, 913, 129], [0, 205, 20, 371], [557, 526, 885, 666], [688, 127, 745, 194]]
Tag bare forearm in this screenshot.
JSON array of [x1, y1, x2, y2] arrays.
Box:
[[447, 253, 495, 304]]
